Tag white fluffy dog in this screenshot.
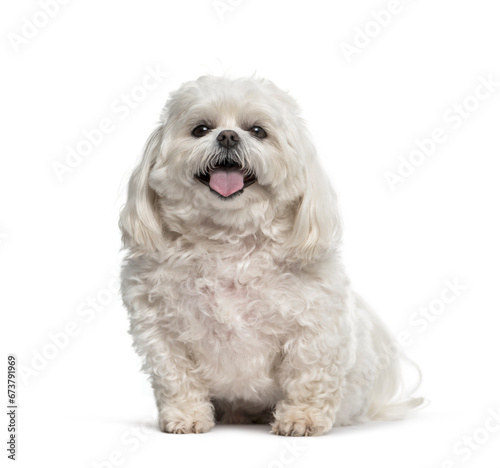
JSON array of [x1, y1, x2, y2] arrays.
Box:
[[120, 75, 422, 436]]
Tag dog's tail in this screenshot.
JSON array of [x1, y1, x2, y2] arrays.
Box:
[[368, 351, 425, 421], [357, 295, 425, 421]]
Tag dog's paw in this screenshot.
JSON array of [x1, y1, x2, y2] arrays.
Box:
[[271, 404, 333, 436], [161, 417, 214, 434], [159, 403, 215, 434]]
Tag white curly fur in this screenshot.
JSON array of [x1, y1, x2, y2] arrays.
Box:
[[119, 75, 423, 436]]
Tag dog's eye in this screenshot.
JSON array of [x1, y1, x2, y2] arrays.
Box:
[[192, 125, 211, 137], [249, 126, 267, 139]]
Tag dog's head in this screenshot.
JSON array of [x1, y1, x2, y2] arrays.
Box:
[[120, 76, 341, 262]]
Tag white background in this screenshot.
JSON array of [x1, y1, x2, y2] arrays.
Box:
[[2, 0, 500, 467]]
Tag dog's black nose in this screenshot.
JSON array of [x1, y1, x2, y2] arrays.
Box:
[[217, 130, 240, 148]]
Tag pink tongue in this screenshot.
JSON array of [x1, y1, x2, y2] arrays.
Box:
[[209, 168, 244, 197]]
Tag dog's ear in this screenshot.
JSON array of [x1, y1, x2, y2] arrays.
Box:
[[286, 134, 342, 263], [120, 126, 165, 252]]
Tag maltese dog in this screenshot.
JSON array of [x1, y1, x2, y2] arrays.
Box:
[[120, 75, 422, 436]]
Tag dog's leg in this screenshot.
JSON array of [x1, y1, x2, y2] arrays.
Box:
[[271, 320, 351, 436], [130, 320, 214, 434], [152, 358, 215, 435]]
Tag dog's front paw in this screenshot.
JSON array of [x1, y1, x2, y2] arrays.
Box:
[[161, 417, 214, 434], [159, 402, 215, 434], [271, 402, 333, 436]]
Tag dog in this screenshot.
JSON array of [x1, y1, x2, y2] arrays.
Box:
[[119, 75, 423, 436]]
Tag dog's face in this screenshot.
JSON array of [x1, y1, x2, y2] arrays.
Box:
[[149, 76, 307, 209], [120, 76, 341, 261]]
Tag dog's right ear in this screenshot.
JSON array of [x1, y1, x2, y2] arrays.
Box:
[[119, 125, 165, 253]]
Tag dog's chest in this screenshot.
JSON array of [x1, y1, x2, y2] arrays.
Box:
[[171, 247, 287, 400], [169, 243, 288, 347], [194, 253, 277, 331]]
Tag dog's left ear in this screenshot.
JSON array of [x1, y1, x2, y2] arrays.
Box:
[[285, 130, 342, 263], [119, 125, 165, 253]]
